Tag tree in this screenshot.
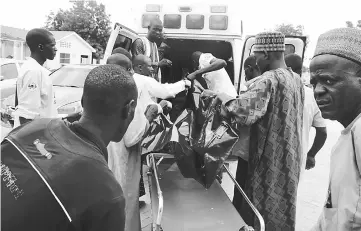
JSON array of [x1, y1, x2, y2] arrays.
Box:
[[275, 23, 304, 36], [346, 20, 361, 28], [274, 23, 309, 49], [45, 1, 112, 61]]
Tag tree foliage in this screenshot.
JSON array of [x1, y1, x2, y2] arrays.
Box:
[[346, 20, 361, 28], [274, 23, 309, 48], [45, 1, 112, 60]]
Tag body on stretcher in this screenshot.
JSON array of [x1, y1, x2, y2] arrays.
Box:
[[145, 153, 265, 231]]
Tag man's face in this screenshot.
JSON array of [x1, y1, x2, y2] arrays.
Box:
[[310, 54, 361, 122], [253, 51, 270, 74], [148, 24, 163, 43], [42, 35, 57, 60], [141, 57, 154, 76]]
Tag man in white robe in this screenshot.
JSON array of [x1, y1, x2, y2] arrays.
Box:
[[107, 54, 190, 231]]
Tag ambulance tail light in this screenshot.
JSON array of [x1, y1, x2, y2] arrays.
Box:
[[210, 5, 227, 13], [179, 6, 192, 12], [209, 15, 228, 30], [146, 4, 161, 12]]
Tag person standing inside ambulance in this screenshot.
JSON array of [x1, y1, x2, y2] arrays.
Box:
[[131, 18, 172, 82], [187, 51, 237, 98], [13, 28, 58, 127]]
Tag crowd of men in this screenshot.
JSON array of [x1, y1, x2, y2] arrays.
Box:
[[1, 16, 361, 231]]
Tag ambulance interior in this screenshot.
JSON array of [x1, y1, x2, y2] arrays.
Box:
[[162, 38, 234, 84]]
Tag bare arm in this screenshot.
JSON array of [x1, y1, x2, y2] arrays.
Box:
[[307, 127, 327, 158], [187, 57, 227, 80]]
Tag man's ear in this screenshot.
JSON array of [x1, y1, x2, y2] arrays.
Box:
[[263, 50, 270, 60], [122, 99, 137, 120]]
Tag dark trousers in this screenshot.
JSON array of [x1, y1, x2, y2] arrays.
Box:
[[232, 157, 249, 215]]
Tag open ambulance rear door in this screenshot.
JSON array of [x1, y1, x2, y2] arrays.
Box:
[[103, 23, 139, 64], [238, 35, 307, 93]]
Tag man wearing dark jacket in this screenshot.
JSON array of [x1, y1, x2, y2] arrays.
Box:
[[1, 64, 138, 231]]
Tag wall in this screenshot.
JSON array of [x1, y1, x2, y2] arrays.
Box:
[[0, 39, 29, 60], [46, 34, 93, 69]]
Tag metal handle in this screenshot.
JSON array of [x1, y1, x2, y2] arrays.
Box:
[[223, 164, 265, 231], [148, 154, 164, 231]]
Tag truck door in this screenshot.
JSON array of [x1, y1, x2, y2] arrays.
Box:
[[237, 35, 307, 93], [103, 23, 139, 64]]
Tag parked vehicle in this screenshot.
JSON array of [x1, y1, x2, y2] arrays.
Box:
[[1, 64, 97, 128]]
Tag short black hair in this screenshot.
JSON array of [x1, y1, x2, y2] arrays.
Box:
[[244, 55, 258, 69], [132, 54, 149, 66], [26, 28, 53, 52], [285, 53, 303, 75], [106, 53, 132, 70], [82, 64, 137, 117], [191, 51, 202, 64], [112, 47, 132, 60]]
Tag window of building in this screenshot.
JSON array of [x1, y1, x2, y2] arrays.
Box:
[[60, 42, 72, 48], [60, 53, 70, 64]]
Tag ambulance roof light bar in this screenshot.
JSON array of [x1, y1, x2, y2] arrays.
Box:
[[146, 4, 161, 12], [210, 5, 227, 13], [179, 6, 192, 12]]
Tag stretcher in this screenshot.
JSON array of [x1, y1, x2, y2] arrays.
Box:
[[145, 153, 265, 231]]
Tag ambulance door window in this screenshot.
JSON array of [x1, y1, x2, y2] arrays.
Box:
[[113, 34, 133, 51]]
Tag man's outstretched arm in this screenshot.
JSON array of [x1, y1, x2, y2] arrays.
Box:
[[306, 127, 327, 169], [187, 55, 227, 80]]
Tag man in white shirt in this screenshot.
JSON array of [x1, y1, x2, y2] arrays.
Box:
[[106, 53, 190, 231], [187, 51, 237, 98], [310, 28, 361, 230], [285, 53, 327, 174], [14, 28, 57, 127]]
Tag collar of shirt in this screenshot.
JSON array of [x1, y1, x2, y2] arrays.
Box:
[[342, 112, 361, 135], [68, 121, 108, 161]]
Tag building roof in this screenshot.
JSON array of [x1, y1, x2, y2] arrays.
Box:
[[0, 25, 95, 52], [0, 25, 28, 41], [49, 31, 74, 41]]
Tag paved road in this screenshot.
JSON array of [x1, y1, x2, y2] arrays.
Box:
[[1, 119, 344, 231]]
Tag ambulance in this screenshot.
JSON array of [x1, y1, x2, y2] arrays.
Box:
[[104, 3, 306, 119], [103, 4, 307, 230], [105, 3, 306, 87]]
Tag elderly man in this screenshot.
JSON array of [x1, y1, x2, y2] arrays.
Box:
[[218, 32, 304, 230], [131, 18, 172, 82], [1, 65, 138, 231], [310, 28, 361, 230]]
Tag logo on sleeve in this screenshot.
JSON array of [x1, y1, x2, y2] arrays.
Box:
[[28, 82, 37, 90], [1, 161, 24, 200]]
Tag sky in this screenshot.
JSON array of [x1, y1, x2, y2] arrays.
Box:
[[0, 0, 359, 65]]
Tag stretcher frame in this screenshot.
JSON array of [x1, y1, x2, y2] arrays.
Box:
[[146, 153, 265, 231]]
